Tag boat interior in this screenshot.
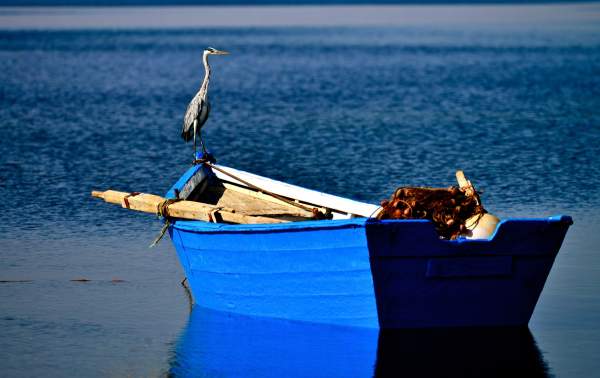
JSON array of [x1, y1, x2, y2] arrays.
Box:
[[190, 176, 321, 223], [176, 164, 379, 224]]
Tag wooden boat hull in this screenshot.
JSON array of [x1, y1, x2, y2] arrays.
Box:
[[169, 214, 572, 329], [170, 219, 379, 328]]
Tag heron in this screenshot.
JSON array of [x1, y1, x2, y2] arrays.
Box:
[[181, 47, 229, 159]]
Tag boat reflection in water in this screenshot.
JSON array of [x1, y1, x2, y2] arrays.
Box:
[[375, 327, 549, 377], [169, 305, 550, 377]]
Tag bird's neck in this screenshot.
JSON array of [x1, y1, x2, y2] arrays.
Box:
[[200, 53, 211, 98]]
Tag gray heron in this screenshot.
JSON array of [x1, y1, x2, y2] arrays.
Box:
[[181, 47, 229, 158]]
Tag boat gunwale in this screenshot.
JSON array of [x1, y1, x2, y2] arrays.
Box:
[[171, 217, 371, 234], [170, 214, 573, 241]]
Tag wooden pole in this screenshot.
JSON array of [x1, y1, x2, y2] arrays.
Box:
[[455, 170, 475, 197], [91, 189, 286, 224], [454, 171, 500, 239]]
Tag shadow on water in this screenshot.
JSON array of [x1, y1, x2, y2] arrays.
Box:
[[169, 305, 550, 377], [375, 327, 550, 378]]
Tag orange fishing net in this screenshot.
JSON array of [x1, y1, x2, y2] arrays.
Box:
[[377, 186, 487, 240]]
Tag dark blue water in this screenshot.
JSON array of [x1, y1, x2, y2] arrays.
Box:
[[1, 8, 600, 377]]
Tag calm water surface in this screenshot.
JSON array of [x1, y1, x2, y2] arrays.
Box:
[[1, 6, 600, 377]]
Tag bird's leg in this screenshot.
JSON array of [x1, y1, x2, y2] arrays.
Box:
[[193, 120, 197, 160], [200, 129, 208, 155]]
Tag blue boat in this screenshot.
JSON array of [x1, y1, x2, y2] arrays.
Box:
[[165, 162, 572, 329]]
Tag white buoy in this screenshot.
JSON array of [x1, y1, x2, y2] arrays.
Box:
[[455, 170, 500, 239], [464, 213, 500, 239]]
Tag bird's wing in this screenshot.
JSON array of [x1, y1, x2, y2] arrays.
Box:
[[181, 94, 202, 142], [198, 100, 211, 128]]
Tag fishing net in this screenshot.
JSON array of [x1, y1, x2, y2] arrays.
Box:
[[376, 186, 487, 240]]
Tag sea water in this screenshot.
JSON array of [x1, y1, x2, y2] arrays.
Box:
[[1, 4, 599, 377]]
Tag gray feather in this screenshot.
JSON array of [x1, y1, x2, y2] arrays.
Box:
[[181, 92, 210, 142]]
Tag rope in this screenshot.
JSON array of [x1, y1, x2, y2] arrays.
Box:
[[150, 220, 170, 248], [156, 198, 181, 218], [150, 198, 182, 247]]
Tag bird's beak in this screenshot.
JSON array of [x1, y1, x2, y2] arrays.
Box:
[[214, 49, 230, 55]]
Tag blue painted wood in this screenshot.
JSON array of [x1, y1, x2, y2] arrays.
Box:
[[166, 167, 573, 328], [169, 215, 571, 329], [425, 256, 513, 278], [365, 216, 573, 328], [170, 219, 379, 328], [165, 164, 211, 200]]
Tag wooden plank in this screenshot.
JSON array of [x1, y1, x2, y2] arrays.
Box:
[[211, 165, 379, 219], [221, 182, 316, 217], [91, 190, 286, 224], [200, 185, 305, 217], [203, 186, 314, 220]]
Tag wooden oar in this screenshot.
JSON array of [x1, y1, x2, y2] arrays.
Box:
[[455, 170, 475, 197], [91, 190, 286, 224]]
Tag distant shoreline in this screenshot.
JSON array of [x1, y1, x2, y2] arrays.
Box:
[[1, 3, 599, 30]]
